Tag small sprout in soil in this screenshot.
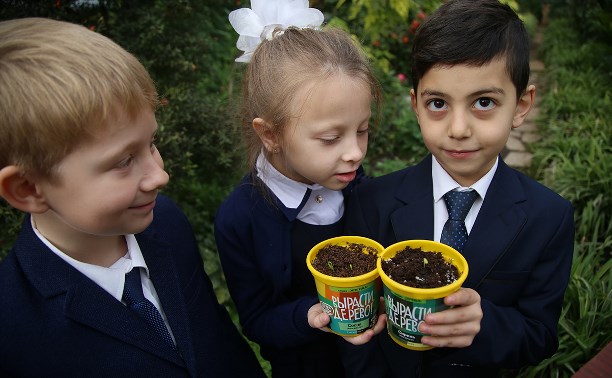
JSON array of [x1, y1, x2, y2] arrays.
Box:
[[381, 247, 459, 288], [312, 242, 378, 277]]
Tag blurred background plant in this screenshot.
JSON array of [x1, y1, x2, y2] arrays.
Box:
[[1, 1, 610, 376], [514, 5, 611, 375]]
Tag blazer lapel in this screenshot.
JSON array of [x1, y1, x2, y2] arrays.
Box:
[[137, 231, 196, 377], [15, 219, 184, 368], [461, 159, 527, 288], [389, 156, 435, 243], [64, 277, 183, 366]]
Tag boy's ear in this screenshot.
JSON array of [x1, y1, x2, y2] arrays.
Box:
[[0, 166, 49, 213], [512, 84, 536, 129], [410, 89, 420, 121], [252, 118, 280, 153]]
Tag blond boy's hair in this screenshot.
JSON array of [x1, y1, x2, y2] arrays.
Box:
[[0, 18, 158, 179]]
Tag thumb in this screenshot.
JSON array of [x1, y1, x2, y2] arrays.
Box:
[[310, 312, 331, 329]]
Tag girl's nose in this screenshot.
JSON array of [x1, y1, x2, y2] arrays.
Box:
[[342, 135, 366, 163]]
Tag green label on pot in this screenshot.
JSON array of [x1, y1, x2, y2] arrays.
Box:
[[318, 280, 380, 335], [383, 285, 449, 348]]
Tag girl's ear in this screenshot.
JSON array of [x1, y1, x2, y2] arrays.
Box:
[[252, 118, 280, 153], [0, 166, 49, 213], [512, 84, 536, 129]]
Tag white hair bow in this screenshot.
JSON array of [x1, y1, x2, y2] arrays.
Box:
[[229, 0, 324, 62]]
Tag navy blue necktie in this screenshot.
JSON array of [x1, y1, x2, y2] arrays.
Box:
[[440, 190, 479, 252], [123, 268, 174, 347]]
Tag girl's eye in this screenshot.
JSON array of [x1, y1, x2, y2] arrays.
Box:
[[474, 97, 496, 110], [426, 99, 447, 112], [357, 127, 370, 136], [320, 137, 340, 145]]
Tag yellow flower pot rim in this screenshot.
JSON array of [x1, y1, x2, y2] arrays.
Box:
[[306, 235, 384, 285], [377, 239, 469, 298]]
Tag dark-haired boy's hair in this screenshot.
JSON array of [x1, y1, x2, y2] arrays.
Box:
[[411, 0, 530, 100]]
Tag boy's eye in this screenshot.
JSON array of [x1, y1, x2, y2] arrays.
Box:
[[426, 99, 447, 111], [474, 97, 495, 110], [117, 155, 135, 169], [150, 135, 158, 151]]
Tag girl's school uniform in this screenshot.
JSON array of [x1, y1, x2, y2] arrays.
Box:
[[215, 154, 363, 377]]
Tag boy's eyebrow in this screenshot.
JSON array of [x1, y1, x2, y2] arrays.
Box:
[[420, 89, 445, 97], [470, 87, 506, 97], [420, 87, 506, 97]]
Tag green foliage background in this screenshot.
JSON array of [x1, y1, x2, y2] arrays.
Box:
[[514, 4, 611, 375], [1, 1, 610, 376]]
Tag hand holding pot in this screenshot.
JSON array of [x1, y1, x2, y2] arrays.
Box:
[[419, 287, 483, 348], [307, 302, 387, 345]]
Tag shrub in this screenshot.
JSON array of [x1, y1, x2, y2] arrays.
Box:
[[517, 13, 612, 376]]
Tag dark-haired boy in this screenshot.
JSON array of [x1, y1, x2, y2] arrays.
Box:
[[343, 0, 574, 376]]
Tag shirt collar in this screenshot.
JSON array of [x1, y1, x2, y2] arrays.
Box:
[[432, 155, 498, 201], [255, 152, 344, 224], [31, 220, 149, 301], [256, 152, 320, 209]]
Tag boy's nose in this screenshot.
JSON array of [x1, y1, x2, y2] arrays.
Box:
[[448, 111, 471, 139], [142, 153, 169, 191]]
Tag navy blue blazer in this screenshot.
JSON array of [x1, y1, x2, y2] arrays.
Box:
[[0, 195, 265, 378], [214, 171, 363, 351], [214, 174, 323, 350], [344, 155, 574, 377]]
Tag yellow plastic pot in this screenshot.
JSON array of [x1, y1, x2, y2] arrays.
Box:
[[378, 240, 468, 350], [306, 236, 384, 336]]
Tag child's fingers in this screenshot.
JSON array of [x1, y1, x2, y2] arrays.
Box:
[[445, 287, 480, 307], [371, 313, 387, 335], [417, 288, 482, 349], [378, 296, 387, 314], [418, 306, 481, 349], [311, 312, 331, 330], [307, 303, 331, 330], [420, 333, 477, 348], [341, 313, 387, 345], [419, 318, 481, 337], [419, 318, 481, 348], [423, 288, 482, 325]]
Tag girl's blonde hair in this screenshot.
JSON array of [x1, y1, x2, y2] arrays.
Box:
[[241, 27, 382, 172], [0, 18, 158, 179]]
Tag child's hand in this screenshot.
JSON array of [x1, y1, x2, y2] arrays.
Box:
[[342, 312, 387, 345], [307, 302, 387, 345], [307, 302, 331, 330], [418, 288, 482, 348]]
